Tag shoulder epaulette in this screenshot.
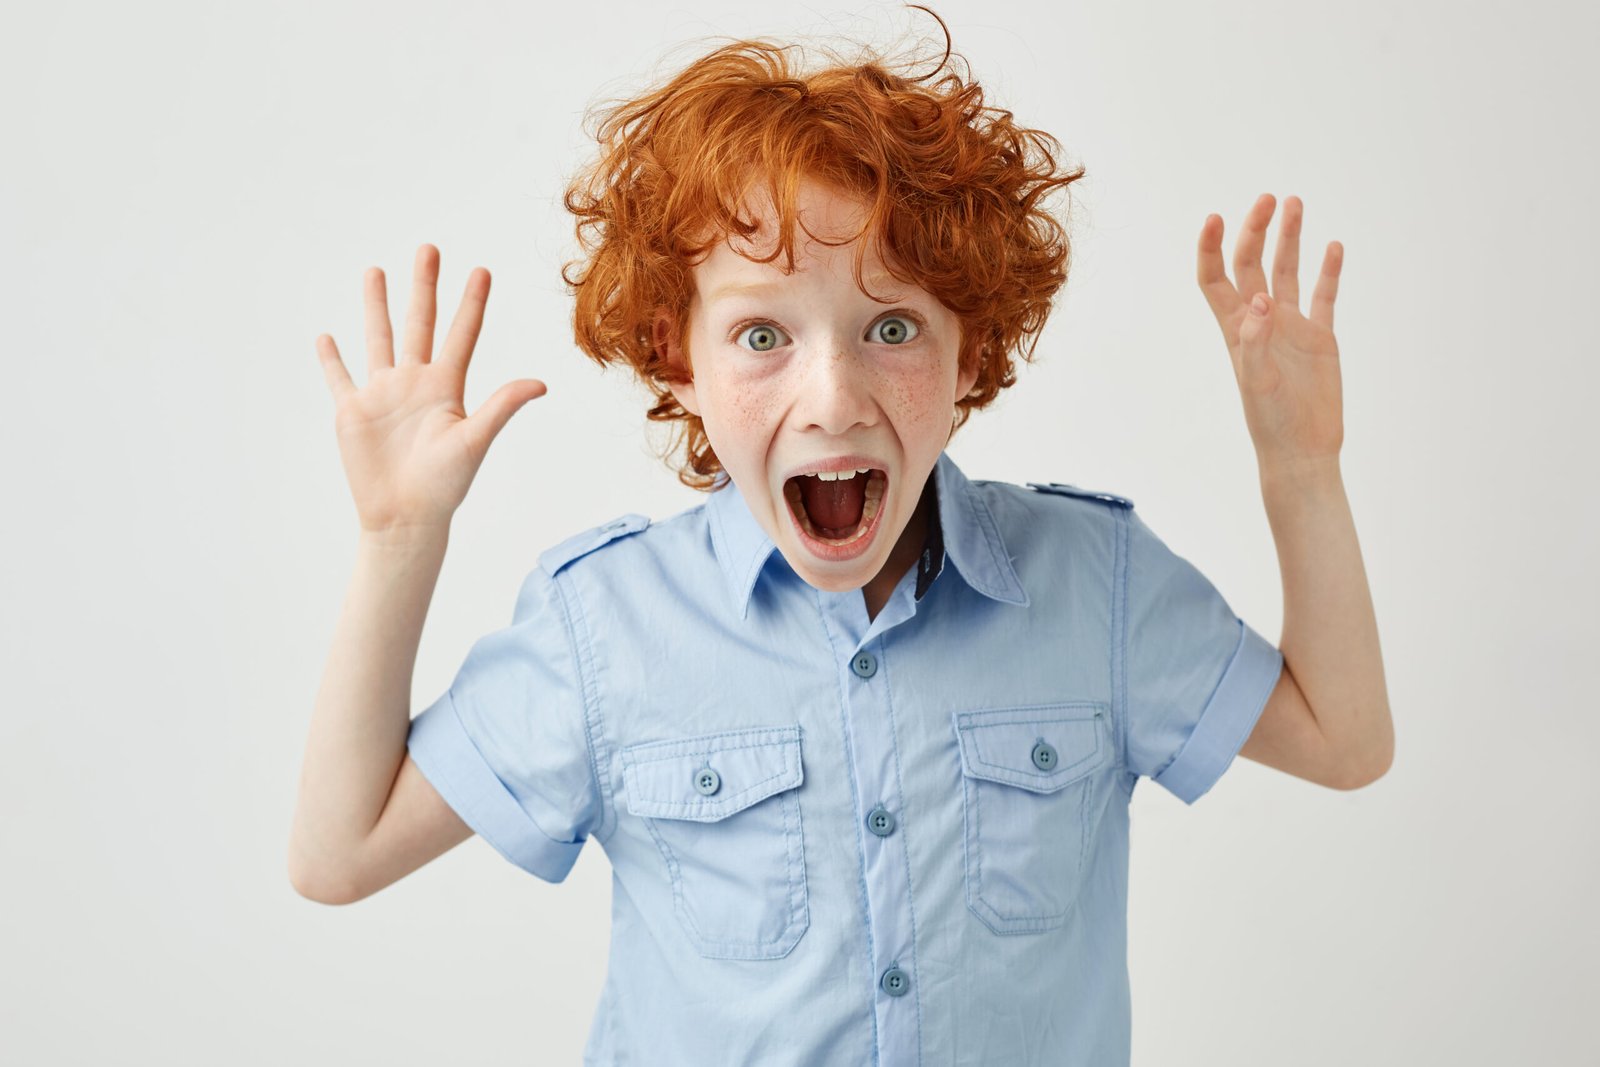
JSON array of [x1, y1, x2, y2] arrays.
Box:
[[1025, 482, 1135, 509], [538, 513, 651, 576]]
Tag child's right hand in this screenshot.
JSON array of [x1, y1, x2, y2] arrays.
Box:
[[315, 244, 548, 536]]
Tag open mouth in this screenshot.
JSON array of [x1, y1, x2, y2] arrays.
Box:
[[783, 467, 889, 549]]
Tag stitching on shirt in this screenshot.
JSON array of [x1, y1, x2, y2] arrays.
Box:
[[964, 773, 1076, 934], [953, 700, 1103, 721], [656, 794, 808, 957], [952, 705, 1108, 790], [962, 764, 982, 925], [640, 753, 808, 959], [967, 765, 1071, 932], [623, 736, 800, 816], [812, 582, 881, 1058], [622, 726, 800, 761], [1079, 760, 1094, 875], [736, 546, 769, 616], [957, 709, 1088, 934], [782, 757, 810, 950], [961, 720, 1105, 788], [550, 567, 615, 847], [1152, 619, 1249, 798], [961, 484, 1018, 599], [1113, 505, 1132, 784], [615, 705, 808, 954], [439, 686, 578, 877], [707, 484, 773, 617], [706, 489, 737, 609], [878, 641, 926, 1066]]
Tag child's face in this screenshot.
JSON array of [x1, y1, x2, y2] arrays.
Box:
[[664, 178, 979, 596]]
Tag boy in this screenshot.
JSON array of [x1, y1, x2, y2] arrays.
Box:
[[291, 16, 1393, 1066]]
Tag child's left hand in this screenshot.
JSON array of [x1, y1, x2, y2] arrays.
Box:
[[1197, 193, 1345, 477]]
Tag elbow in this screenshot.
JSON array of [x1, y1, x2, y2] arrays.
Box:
[[1333, 734, 1394, 791], [288, 863, 335, 905], [288, 856, 364, 907]]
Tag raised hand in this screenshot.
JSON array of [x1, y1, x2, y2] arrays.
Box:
[[315, 244, 547, 535], [1196, 194, 1345, 478]]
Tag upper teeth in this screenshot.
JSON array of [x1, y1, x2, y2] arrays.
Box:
[[809, 468, 871, 482]]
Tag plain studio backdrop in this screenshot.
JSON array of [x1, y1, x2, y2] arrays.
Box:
[[3, 0, 1595, 1063]]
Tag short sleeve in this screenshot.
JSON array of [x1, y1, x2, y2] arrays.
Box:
[[1121, 509, 1284, 804], [405, 565, 601, 882]]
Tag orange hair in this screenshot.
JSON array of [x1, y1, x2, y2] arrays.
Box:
[[561, 6, 1086, 490]]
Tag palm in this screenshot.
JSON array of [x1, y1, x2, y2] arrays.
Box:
[[1197, 194, 1346, 469], [315, 245, 547, 533], [332, 361, 480, 530]]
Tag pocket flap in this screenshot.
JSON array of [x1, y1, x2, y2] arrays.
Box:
[[622, 725, 804, 821], [952, 704, 1110, 793]]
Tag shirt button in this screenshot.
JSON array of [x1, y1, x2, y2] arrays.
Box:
[[879, 964, 910, 997], [851, 651, 878, 679], [693, 767, 721, 796], [865, 805, 896, 837], [1031, 740, 1058, 772]]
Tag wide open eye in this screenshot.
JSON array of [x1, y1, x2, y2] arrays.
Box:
[[735, 322, 790, 353], [869, 314, 920, 345]]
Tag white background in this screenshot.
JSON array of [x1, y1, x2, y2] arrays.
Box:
[[3, 0, 1595, 1063]]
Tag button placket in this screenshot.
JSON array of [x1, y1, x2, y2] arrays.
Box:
[[816, 599, 918, 1062]]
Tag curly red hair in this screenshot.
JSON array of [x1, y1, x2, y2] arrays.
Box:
[[561, 6, 1086, 490]]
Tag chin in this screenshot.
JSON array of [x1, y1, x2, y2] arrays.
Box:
[[787, 553, 881, 593]]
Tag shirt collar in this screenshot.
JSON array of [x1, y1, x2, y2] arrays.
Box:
[[705, 451, 1028, 619]]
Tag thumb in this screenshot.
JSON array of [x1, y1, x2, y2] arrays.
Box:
[[462, 379, 548, 454]]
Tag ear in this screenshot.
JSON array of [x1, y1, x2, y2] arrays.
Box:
[[955, 347, 980, 403], [654, 307, 700, 417]]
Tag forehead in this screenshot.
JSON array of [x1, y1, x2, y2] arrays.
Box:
[[692, 179, 906, 296], [695, 255, 905, 301]]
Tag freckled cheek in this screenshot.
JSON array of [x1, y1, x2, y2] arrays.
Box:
[[880, 366, 955, 440], [702, 375, 784, 463], [733, 383, 781, 429]]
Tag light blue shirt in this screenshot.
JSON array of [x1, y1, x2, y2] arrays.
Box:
[[406, 451, 1283, 1066]]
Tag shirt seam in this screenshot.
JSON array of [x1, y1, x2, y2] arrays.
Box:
[[422, 687, 584, 881], [1113, 503, 1133, 784], [549, 565, 617, 846]]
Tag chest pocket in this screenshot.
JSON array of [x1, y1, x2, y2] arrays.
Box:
[[953, 704, 1113, 935], [621, 725, 809, 960]]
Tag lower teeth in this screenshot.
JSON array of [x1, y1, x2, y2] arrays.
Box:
[[786, 472, 885, 546]]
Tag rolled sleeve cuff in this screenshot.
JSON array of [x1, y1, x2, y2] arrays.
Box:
[[406, 691, 584, 883], [1152, 619, 1283, 805]]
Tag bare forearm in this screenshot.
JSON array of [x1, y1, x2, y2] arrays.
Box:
[[289, 526, 450, 896], [1259, 459, 1393, 779]]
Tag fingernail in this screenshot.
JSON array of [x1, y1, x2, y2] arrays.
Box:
[[1251, 294, 1269, 316]]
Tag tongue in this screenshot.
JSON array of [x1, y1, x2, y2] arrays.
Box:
[[800, 475, 866, 535]]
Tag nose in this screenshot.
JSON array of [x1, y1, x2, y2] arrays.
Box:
[[792, 338, 876, 436]]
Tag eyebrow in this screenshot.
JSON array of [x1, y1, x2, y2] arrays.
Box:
[[703, 277, 908, 304], [702, 281, 781, 303]]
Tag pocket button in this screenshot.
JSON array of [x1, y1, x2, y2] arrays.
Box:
[[693, 767, 721, 796], [1030, 740, 1058, 772], [866, 805, 896, 837]]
